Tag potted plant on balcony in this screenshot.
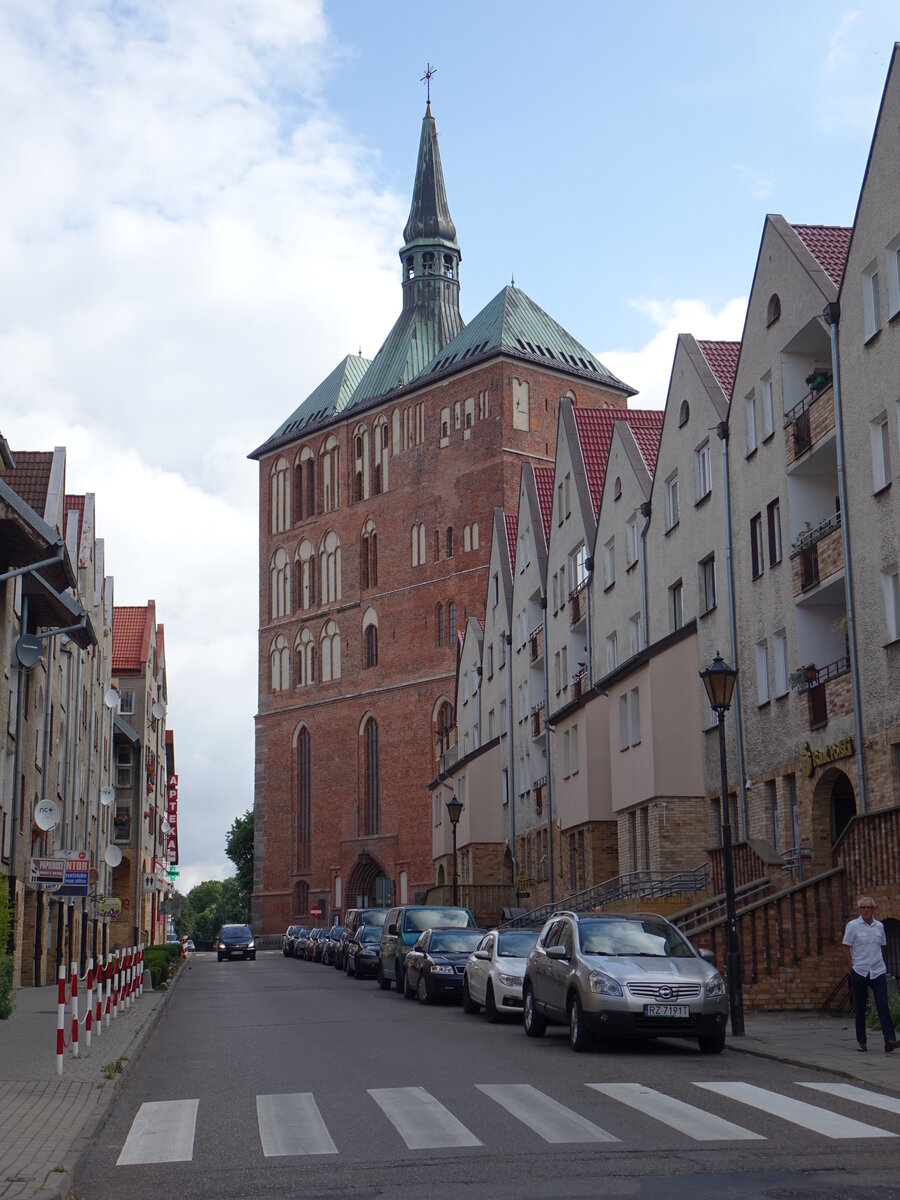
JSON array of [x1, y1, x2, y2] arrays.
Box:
[[806, 368, 832, 395], [789, 664, 817, 689]]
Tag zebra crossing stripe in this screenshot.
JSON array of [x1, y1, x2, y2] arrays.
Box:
[[116, 1099, 199, 1165], [477, 1083, 618, 1143], [797, 1083, 900, 1116], [588, 1083, 764, 1141], [694, 1082, 896, 1139], [256, 1093, 338, 1156], [368, 1087, 482, 1149]]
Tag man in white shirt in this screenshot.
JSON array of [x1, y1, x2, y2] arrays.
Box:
[[842, 896, 898, 1053]]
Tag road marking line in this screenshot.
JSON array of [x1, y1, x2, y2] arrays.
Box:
[[368, 1087, 482, 1149], [797, 1082, 900, 1116], [256, 1093, 338, 1156], [588, 1083, 764, 1141], [477, 1083, 617, 1143], [116, 1099, 199, 1165], [694, 1082, 896, 1139]]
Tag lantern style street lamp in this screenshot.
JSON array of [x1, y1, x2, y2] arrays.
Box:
[[446, 794, 464, 907], [699, 651, 745, 1037]]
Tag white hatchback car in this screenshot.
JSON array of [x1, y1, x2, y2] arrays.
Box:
[[462, 928, 539, 1021]]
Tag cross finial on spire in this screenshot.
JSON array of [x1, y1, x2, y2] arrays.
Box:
[[421, 62, 436, 110]]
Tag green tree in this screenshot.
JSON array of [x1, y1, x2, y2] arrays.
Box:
[[0, 879, 14, 1019], [225, 809, 254, 915]]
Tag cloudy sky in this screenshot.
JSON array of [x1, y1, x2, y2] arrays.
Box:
[[0, 1, 895, 891]]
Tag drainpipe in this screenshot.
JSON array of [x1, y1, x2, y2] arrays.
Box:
[[584, 557, 594, 689], [541, 596, 554, 904], [504, 632, 518, 903], [639, 502, 651, 651], [717, 421, 749, 839], [7, 595, 29, 953], [825, 301, 867, 814]]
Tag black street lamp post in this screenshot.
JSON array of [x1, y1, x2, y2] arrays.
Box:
[[699, 651, 745, 1037], [446, 794, 463, 907]]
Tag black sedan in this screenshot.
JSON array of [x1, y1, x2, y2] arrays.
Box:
[[282, 925, 303, 957], [321, 924, 344, 966], [304, 928, 327, 962], [402, 927, 484, 1003], [345, 925, 382, 979], [292, 926, 311, 958]]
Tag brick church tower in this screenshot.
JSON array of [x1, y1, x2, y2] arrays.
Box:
[[249, 101, 633, 934]]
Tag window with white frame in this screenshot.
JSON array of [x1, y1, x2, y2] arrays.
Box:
[[570, 724, 579, 773], [606, 632, 618, 672], [670, 580, 684, 631], [750, 513, 764, 579], [320, 620, 341, 681], [570, 541, 588, 593], [882, 570, 900, 642], [871, 413, 892, 491], [626, 513, 639, 566], [603, 538, 615, 589], [699, 554, 716, 615], [501, 767, 508, 805], [491, 573, 499, 607], [500, 699, 507, 734], [498, 636, 507, 669], [562, 730, 571, 777], [745, 391, 758, 454], [119, 689, 134, 715], [767, 499, 782, 566], [630, 688, 641, 745], [695, 440, 712, 502], [886, 236, 900, 320], [464, 397, 474, 436], [760, 374, 775, 441], [486, 643, 494, 678], [440, 406, 450, 445], [664, 472, 679, 530], [619, 694, 629, 751], [863, 260, 882, 341], [774, 630, 788, 696], [755, 640, 770, 706], [629, 613, 642, 657]]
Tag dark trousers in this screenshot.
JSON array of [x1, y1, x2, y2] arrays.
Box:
[[851, 970, 896, 1045]]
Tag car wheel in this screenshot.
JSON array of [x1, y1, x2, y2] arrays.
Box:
[[462, 978, 480, 1015], [485, 982, 500, 1024], [523, 985, 546, 1037], [377, 962, 392, 990], [395, 963, 404, 996], [403, 969, 416, 1000], [250, 953, 256, 961], [698, 1032, 726, 1054], [568, 993, 593, 1052], [416, 973, 430, 1005], [345, 955, 353, 976]]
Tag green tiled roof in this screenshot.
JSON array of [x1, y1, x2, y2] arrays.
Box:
[[251, 354, 371, 456], [423, 285, 635, 394]]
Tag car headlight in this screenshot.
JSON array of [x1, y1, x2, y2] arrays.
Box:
[[705, 972, 725, 998], [363, 947, 378, 956], [430, 964, 455, 975], [218, 942, 225, 950], [588, 971, 623, 996], [497, 972, 522, 988]]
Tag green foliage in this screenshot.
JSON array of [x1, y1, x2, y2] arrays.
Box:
[[143, 943, 182, 988], [178, 879, 247, 950], [867, 990, 900, 1031], [225, 809, 254, 914], [0, 880, 13, 1020]]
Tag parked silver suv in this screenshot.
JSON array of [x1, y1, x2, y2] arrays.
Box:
[[522, 911, 727, 1053]]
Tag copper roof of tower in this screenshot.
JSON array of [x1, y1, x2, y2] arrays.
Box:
[[403, 105, 458, 247]]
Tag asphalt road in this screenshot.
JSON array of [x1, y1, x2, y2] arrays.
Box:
[[76, 951, 900, 1200]]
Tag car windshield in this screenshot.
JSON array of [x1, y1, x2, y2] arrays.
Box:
[[361, 910, 388, 926], [404, 908, 472, 933], [360, 927, 381, 943], [579, 918, 693, 958], [429, 929, 484, 952], [329, 927, 342, 937], [498, 930, 538, 958], [222, 926, 252, 939]]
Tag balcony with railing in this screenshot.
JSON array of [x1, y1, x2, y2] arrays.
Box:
[[437, 724, 458, 773], [784, 374, 835, 467], [572, 664, 588, 700], [569, 580, 587, 628], [799, 657, 853, 731], [530, 701, 546, 740], [533, 775, 547, 815], [791, 511, 843, 597], [528, 623, 544, 664]]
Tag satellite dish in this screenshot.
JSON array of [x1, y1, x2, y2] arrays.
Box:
[[100, 786, 115, 807], [104, 844, 122, 867], [104, 689, 120, 711], [151, 700, 166, 721], [34, 798, 60, 831], [161, 818, 171, 834], [15, 634, 43, 670]]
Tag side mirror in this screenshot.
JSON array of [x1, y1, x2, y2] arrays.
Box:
[[473, 949, 490, 961], [698, 948, 717, 965], [546, 944, 568, 960]]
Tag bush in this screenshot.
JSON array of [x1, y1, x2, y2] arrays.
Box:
[[0, 880, 13, 1020], [867, 989, 900, 1031], [142, 943, 183, 989]]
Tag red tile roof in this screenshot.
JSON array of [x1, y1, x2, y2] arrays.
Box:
[[5, 451, 53, 516], [698, 340, 741, 401], [113, 604, 153, 673], [504, 514, 517, 570], [573, 408, 664, 516], [533, 467, 555, 541], [791, 224, 852, 288]]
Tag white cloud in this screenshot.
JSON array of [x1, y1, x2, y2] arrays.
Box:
[[826, 9, 860, 74], [732, 163, 774, 201], [0, 1, 409, 890], [600, 296, 747, 410]]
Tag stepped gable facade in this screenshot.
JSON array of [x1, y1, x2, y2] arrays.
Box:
[[249, 102, 634, 933]]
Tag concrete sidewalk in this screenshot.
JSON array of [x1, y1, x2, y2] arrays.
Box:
[[0, 963, 898, 1199], [0, 962, 177, 1200]]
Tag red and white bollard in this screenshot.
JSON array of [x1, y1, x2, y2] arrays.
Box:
[[56, 964, 66, 1076], [71, 961, 79, 1059], [85, 959, 94, 1049]]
